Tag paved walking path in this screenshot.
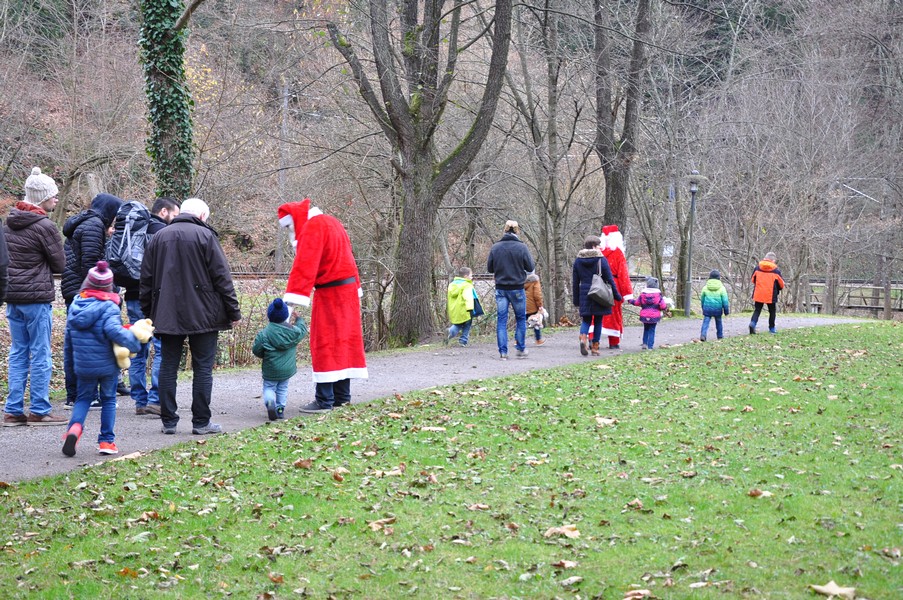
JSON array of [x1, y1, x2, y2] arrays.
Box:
[[0, 315, 860, 482]]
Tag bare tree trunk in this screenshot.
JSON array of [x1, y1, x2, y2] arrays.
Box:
[[594, 0, 651, 231], [327, 0, 512, 345]]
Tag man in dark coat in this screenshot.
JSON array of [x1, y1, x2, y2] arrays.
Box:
[[61, 193, 123, 407], [487, 220, 535, 360], [3, 167, 67, 426], [116, 197, 180, 416], [139, 198, 241, 435]]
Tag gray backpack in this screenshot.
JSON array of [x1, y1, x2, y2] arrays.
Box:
[[107, 200, 151, 280]]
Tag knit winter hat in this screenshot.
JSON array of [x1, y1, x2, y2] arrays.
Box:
[[709, 269, 721, 280], [646, 276, 660, 289], [764, 252, 777, 262], [24, 167, 59, 204], [84, 260, 114, 291], [90, 193, 123, 227], [504, 220, 519, 234], [267, 298, 289, 323]]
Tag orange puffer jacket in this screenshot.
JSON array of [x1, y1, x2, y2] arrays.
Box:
[[751, 259, 784, 304]]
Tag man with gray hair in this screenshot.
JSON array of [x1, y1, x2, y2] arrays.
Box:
[[139, 198, 241, 435]]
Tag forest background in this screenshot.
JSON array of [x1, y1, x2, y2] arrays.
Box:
[[0, 0, 900, 350]]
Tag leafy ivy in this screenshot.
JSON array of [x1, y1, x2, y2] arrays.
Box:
[[139, 0, 194, 199]]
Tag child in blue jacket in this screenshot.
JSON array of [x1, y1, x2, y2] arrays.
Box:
[[699, 269, 730, 341], [63, 261, 142, 457]]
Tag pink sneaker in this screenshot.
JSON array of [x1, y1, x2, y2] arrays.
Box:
[[62, 423, 82, 457]]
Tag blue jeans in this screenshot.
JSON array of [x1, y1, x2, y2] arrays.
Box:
[[69, 375, 118, 443], [5, 303, 54, 416], [448, 319, 473, 346], [700, 315, 723, 339], [580, 316, 602, 343], [126, 299, 160, 407], [315, 379, 351, 409], [263, 378, 289, 411], [495, 289, 527, 355], [642, 323, 657, 349]]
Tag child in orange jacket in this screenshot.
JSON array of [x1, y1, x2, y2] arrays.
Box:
[[749, 252, 785, 334]]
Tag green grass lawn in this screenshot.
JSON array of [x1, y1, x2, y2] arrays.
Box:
[[1, 323, 900, 598]]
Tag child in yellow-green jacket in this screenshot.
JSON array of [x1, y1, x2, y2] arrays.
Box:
[[446, 267, 475, 347]]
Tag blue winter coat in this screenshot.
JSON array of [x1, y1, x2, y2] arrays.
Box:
[[572, 249, 622, 317], [67, 294, 141, 378], [700, 278, 730, 317]]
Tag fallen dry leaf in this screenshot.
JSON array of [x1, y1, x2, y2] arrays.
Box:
[[623, 590, 652, 599], [595, 416, 619, 427], [552, 559, 578, 569], [467, 503, 490, 511], [332, 471, 344, 482], [367, 516, 396, 531], [543, 524, 580, 539], [626, 498, 644, 510], [809, 580, 855, 599], [559, 576, 583, 587], [293, 458, 313, 469], [748, 489, 773, 498], [420, 426, 446, 432]]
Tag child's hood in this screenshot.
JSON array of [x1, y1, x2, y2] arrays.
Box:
[[704, 278, 725, 292], [758, 259, 778, 272], [67, 296, 112, 330], [448, 277, 472, 298], [640, 287, 662, 295]]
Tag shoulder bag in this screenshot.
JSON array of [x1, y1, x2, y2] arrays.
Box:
[[588, 259, 614, 308]]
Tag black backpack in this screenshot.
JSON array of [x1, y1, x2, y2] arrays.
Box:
[[107, 200, 151, 280]]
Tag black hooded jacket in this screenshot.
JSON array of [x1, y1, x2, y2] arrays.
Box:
[[61, 194, 122, 301]]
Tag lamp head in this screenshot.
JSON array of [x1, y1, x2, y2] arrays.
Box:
[[689, 169, 699, 194]]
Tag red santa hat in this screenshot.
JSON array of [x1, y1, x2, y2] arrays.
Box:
[[601, 224, 618, 236], [607, 228, 625, 252], [278, 199, 311, 249]]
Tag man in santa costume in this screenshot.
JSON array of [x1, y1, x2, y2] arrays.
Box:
[[600, 225, 633, 349], [278, 199, 367, 412]]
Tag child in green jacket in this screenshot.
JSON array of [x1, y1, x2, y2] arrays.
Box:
[[446, 267, 475, 347], [252, 298, 309, 420], [699, 270, 730, 341]]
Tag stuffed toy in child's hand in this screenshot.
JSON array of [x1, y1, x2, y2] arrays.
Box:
[[113, 319, 154, 369]]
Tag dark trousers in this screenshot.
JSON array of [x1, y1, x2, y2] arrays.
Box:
[[751, 302, 777, 329], [158, 331, 218, 428], [315, 379, 351, 409]]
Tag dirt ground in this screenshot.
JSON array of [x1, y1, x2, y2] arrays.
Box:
[[0, 315, 860, 482]]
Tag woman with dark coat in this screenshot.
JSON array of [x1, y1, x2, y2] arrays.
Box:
[[572, 235, 621, 356]]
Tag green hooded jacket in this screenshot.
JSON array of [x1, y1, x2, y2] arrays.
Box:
[[252, 319, 309, 381]]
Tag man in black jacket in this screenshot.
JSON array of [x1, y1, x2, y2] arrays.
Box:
[[61, 193, 123, 407], [487, 220, 535, 360], [117, 197, 180, 416], [140, 198, 241, 435]]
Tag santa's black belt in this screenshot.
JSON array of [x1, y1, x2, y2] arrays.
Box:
[[315, 276, 356, 289]]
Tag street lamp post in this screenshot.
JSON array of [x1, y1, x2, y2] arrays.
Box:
[[684, 170, 700, 317]]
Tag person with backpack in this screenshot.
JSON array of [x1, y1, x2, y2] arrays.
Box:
[[109, 197, 180, 416], [61, 193, 123, 408]]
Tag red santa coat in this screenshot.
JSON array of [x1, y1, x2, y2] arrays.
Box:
[[600, 234, 633, 340], [278, 200, 368, 383]]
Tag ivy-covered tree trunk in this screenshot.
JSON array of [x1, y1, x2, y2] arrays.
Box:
[[139, 0, 194, 200]]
